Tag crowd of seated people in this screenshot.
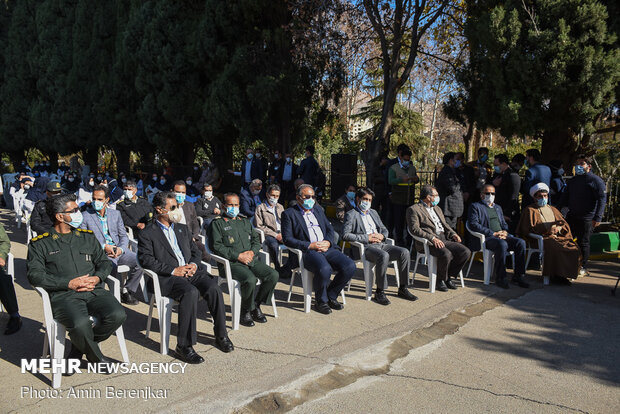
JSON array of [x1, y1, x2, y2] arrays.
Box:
[[0, 148, 604, 370]]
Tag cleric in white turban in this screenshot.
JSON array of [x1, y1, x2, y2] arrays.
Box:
[[529, 182, 550, 199]]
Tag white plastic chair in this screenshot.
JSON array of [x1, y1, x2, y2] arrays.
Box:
[[285, 247, 347, 313], [525, 233, 548, 285], [254, 228, 286, 267], [210, 250, 278, 330], [1, 253, 15, 313], [124, 226, 134, 241], [36, 275, 129, 389], [409, 231, 464, 293], [350, 238, 401, 300], [465, 222, 514, 285], [144, 260, 213, 355]]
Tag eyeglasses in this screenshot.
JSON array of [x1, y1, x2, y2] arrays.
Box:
[[62, 208, 80, 214], [300, 195, 316, 200], [163, 205, 177, 211], [483, 192, 495, 195]]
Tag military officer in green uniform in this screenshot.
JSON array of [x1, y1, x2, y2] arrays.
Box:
[[208, 192, 278, 327], [27, 193, 126, 365]]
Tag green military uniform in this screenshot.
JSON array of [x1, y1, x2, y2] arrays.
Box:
[[388, 162, 418, 206], [27, 228, 126, 362], [0, 223, 19, 315], [208, 215, 278, 312]]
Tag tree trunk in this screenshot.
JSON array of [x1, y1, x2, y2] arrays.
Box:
[[83, 148, 98, 173], [115, 146, 131, 175], [463, 123, 475, 161]]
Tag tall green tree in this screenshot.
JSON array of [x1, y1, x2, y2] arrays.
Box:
[[447, 0, 619, 166]]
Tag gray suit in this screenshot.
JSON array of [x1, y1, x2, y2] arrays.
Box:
[[342, 208, 409, 290], [80, 207, 144, 294]]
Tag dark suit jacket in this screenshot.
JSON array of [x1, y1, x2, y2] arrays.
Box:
[[240, 187, 266, 218], [181, 201, 200, 240], [297, 156, 320, 187], [467, 201, 509, 251], [241, 158, 263, 183], [436, 165, 464, 218], [406, 202, 457, 251], [277, 161, 298, 183], [281, 205, 335, 251], [137, 220, 205, 296]]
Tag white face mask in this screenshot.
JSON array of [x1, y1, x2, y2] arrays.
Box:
[[483, 194, 495, 206], [167, 208, 183, 223], [204, 191, 213, 199], [124, 189, 134, 200], [268, 197, 278, 206]]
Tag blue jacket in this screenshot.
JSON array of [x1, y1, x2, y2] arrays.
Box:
[[241, 158, 263, 184], [467, 201, 509, 251], [523, 163, 552, 205], [281, 204, 335, 251], [80, 207, 129, 252], [240, 187, 266, 218]]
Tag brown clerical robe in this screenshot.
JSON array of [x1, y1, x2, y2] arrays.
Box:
[[517, 203, 580, 279]]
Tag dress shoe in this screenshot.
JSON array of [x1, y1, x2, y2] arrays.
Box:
[[511, 274, 530, 288], [435, 280, 449, 292], [445, 279, 457, 290], [397, 287, 418, 301], [175, 345, 204, 364], [496, 278, 510, 289], [251, 307, 267, 323], [578, 267, 589, 277], [327, 298, 344, 310], [214, 336, 234, 353], [4, 316, 22, 335], [373, 289, 391, 306], [314, 301, 332, 315], [240, 311, 255, 327], [121, 291, 139, 305]]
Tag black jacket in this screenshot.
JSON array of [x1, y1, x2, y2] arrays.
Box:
[[195, 195, 222, 220], [561, 172, 607, 221], [30, 199, 53, 235], [493, 167, 521, 220], [436, 165, 464, 218], [297, 156, 320, 187], [137, 221, 208, 297], [116, 197, 153, 233]]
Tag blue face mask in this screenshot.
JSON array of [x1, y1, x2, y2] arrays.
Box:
[[65, 211, 83, 228], [175, 193, 186, 204], [557, 168, 564, 176], [226, 206, 239, 218], [302, 198, 315, 210], [431, 196, 440, 207], [454, 160, 462, 168], [93, 200, 105, 211], [537, 197, 548, 207], [479, 154, 488, 163], [359, 200, 371, 212], [346, 191, 355, 200], [159, 179, 166, 185], [494, 165, 501, 174], [401, 160, 410, 168], [247, 153, 254, 160], [575, 165, 585, 175]]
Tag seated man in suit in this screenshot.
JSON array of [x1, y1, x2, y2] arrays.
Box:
[[28, 193, 125, 368], [406, 185, 471, 292], [468, 184, 530, 289], [240, 179, 264, 218], [208, 192, 278, 327], [281, 184, 356, 314], [80, 185, 143, 305], [172, 180, 209, 261], [255, 184, 298, 279], [195, 183, 222, 230], [117, 179, 153, 235], [138, 192, 233, 362], [342, 187, 417, 305]]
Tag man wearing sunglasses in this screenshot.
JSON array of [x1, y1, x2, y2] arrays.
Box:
[[27, 193, 125, 368], [281, 184, 356, 314], [467, 184, 530, 289]]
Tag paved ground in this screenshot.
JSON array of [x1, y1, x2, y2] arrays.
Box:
[[0, 210, 618, 414]]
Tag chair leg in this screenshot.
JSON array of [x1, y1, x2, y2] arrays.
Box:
[[145, 295, 155, 339], [392, 262, 400, 288], [411, 254, 421, 284], [52, 324, 65, 389], [287, 271, 297, 303], [232, 284, 241, 331], [115, 326, 130, 363], [459, 270, 465, 288], [271, 293, 278, 318], [42, 329, 50, 358], [465, 253, 476, 279], [483, 251, 493, 285], [159, 299, 172, 355]]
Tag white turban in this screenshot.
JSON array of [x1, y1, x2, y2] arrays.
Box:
[[529, 182, 550, 198]]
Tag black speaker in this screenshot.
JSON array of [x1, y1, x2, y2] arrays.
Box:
[[330, 154, 358, 201]]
